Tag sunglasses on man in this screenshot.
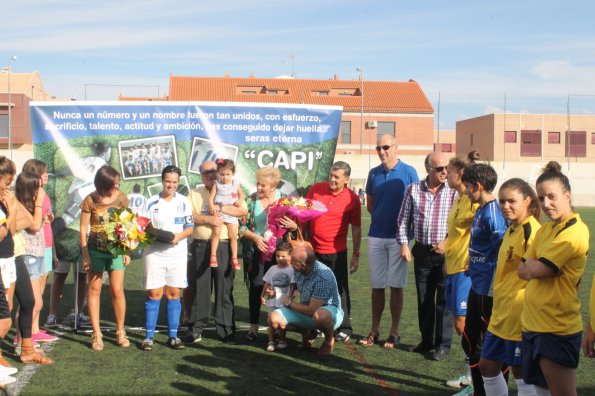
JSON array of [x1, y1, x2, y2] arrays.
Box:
[[375, 144, 395, 151]]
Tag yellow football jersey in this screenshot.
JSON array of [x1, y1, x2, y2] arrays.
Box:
[[521, 213, 589, 335], [489, 216, 540, 341], [445, 194, 478, 275], [590, 273, 595, 333]]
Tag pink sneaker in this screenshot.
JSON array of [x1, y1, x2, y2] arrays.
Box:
[[32, 330, 59, 343]]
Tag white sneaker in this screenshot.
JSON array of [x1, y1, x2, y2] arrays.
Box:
[[452, 384, 474, 395], [0, 365, 17, 376], [0, 374, 16, 386], [446, 374, 472, 389]]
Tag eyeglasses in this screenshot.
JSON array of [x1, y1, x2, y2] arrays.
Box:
[[200, 169, 217, 175], [432, 166, 447, 172], [375, 144, 395, 152]]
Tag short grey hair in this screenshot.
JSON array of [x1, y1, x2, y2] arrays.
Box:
[[330, 161, 351, 177]]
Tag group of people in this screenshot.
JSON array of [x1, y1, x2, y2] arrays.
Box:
[[0, 131, 593, 394], [357, 134, 593, 396], [0, 157, 58, 386], [123, 142, 172, 177]]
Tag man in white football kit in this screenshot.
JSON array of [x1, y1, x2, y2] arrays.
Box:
[[141, 166, 194, 350]]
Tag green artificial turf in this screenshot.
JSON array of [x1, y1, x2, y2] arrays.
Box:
[[12, 209, 595, 395]]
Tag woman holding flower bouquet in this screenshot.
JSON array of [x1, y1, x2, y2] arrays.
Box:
[[240, 167, 297, 340], [141, 165, 193, 351], [80, 165, 130, 351]]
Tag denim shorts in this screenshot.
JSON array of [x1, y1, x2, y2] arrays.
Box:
[[25, 255, 45, 280]]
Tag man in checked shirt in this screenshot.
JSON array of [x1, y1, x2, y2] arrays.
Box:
[[397, 152, 457, 361]]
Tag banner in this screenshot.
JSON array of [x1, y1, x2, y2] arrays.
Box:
[[29, 101, 342, 260]]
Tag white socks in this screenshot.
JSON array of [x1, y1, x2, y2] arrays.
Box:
[[533, 386, 551, 396], [515, 379, 536, 396], [482, 373, 508, 396]]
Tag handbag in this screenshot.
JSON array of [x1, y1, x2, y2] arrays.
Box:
[[285, 227, 312, 249]]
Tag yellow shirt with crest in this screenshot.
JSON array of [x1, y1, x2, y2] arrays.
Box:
[[445, 194, 478, 275], [488, 216, 540, 341], [521, 213, 589, 335]]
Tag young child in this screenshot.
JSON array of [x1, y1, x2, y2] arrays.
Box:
[[455, 163, 508, 396], [208, 159, 243, 270], [260, 242, 295, 352]]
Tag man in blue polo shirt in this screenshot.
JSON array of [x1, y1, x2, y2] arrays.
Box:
[[358, 134, 418, 349]]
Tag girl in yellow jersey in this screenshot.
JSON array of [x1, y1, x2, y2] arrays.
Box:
[[582, 274, 595, 358], [438, 151, 479, 391], [479, 178, 541, 396], [518, 161, 589, 396]]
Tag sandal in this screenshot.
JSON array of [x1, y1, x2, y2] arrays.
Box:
[[358, 332, 379, 347], [231, 258, 240, 270], [116, 330, 130, 348], [91, 332, 104, 351], [301, 329, 318, 349], [317, 340, 335, 357], [209, 255, 218, 268], [20, 340, 53, 365], [383, 334, 401, 349]]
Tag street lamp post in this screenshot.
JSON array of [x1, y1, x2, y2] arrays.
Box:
[[5, 56, 17, 160], [356, 67, 364, 159]]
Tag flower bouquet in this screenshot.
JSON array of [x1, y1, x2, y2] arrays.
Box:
[[105, 207, 155, 257], [262, 196, 327, 261]]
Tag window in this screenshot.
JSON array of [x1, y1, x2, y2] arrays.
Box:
[[591, 132, 595, 145], [520, 130, 541, 157], [504, 131, 517, 143], [441, 143, 452, 152], [0, 114, 7, 138], [241, 90, 256, 95], [548, 132, 561, 144], [376, 122, 395, 140], [470, 134, 474, 146], [566, 131, 586, 157], [340, 121, 351, 144]]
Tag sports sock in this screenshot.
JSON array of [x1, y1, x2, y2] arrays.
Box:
[[167, 299, 182, 338], [533, 386, 551, 396], [145, 298, 161, 339], [482, 373, 508, 396], [515, 378, 536, 396]]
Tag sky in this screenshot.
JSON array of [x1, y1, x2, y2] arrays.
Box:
[[2, 0, 595, 129]]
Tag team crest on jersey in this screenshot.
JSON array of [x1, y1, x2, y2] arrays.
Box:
[[506, 246, 514, 261], [514, 347, 521, 358], [460, 300, 467, 310]]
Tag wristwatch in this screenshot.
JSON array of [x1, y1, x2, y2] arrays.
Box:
[[284, 299, 292, 307]]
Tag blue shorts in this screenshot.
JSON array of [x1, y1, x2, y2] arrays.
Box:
[[44, 248, 53, 273], [25, 255, 45, 280], [445, 271, 471, 316], [522, 331, 582, 389], [481, 330, 522, 366], [275, 305, 344, 331]]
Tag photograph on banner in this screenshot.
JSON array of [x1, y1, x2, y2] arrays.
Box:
[[118, 136, 177, 180], [188, 137, 238, 175], [147, 176, 190, 197]]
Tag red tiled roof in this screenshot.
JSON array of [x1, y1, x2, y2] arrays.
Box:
[[167, 75, 434, 114]]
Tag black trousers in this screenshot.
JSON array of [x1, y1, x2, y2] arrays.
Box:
[[14, 256, 35, 338], [315, 250, 352, 334], [187, 239, 235, 340], [247, 249, 275, 326], [412, 243, 453, 351]]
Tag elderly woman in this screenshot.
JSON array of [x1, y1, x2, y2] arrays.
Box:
[[240, 167, 296, 340]]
